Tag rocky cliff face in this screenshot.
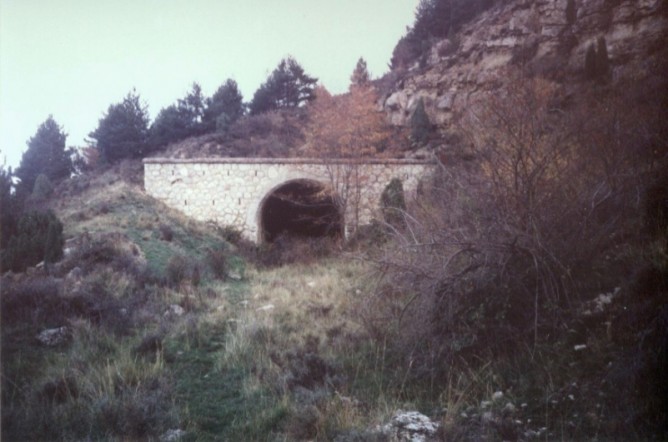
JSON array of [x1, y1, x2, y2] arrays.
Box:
[[383, 0, 667, 127]]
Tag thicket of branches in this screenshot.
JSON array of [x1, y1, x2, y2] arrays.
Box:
[[360, 71, 667, 379]]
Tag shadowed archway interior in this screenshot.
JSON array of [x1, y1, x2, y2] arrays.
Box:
[[260, 180, 343, 243]]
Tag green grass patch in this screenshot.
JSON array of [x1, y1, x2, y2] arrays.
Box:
[[166, 324, 288, 441]]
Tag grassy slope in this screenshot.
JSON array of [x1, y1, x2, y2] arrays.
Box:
[[2, 160, 665, 441], [1, 162, 402, 441]]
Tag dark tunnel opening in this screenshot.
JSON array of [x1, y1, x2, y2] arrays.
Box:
[[260, 180, 343, 243]]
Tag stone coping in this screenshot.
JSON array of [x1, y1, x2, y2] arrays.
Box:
[[143, 157, 435, 166]]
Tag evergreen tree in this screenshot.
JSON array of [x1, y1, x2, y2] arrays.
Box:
[[249, 56, 318, 115], [595, 36, 610, 82], [584, 44, 597, 80], [177, 82, 205, 135], [149, 82, 209, 149], [203, 79, 244, 132], [0, 210, 63, 272], [149, 105, 192, 149], [566, 0, 577, 25], [391, 32, 423, 70], [15, 116, 72, 194], [350, 57, 371, 89], [381, 178, 407, 229], [0, 164, 17, 250], [88, 90, 150, 162], [410, 98, 433, 146], [32, 174, 53, 200], [43, 216, 64, 268], [584, 38, 610, 83]]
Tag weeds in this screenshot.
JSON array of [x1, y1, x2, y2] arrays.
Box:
[[3, 123, 665, 442]]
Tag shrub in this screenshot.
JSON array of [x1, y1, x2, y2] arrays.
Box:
[[219, 226, 243, 243], [361, 73, 659, 379], [0, 210, 64, 272], [165, 254, 190, 286], [206, 247, 227, 280], [43, 216, 63, 267], [159, 224, 174, 241], [381, 178, 407, 230], [410, 98, 433, 146], [62, 233, 148, 282], [0, 276, 60, 326]]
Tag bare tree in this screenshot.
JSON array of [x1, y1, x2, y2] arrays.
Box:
[[356, 69, 662, 376]]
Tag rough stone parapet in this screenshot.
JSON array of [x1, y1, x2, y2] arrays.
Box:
[[143, 157, 433, 165]]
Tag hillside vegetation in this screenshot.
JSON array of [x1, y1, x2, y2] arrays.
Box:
[[2, 0, 667, 440], [1, 142, 666, 441]]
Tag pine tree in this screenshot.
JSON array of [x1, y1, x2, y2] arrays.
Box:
[[149, 105, 192, 149], [0, 210, 63, 272], [0, 164, 17, 250], [178, 82, 206, 131], [43, 216, 64, 269], [150, 82, 209, 148], [16, 116, 72, 195], [249, 56, 318, 115], [410, 98, 433, 146], [584, 37, 611, 83], [350, 57, 371, 89], [595, 36, 610, 82], [584, 44, 597, 80], [203, 79, 244, 132], [566, 0, 577, 25], [32, 174, 53, 200], [89, 90, 150, 162]]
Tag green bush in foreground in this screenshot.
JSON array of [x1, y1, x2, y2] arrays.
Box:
[[0, 210, 64, 272]]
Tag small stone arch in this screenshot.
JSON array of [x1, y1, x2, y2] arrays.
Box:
[[254, 178, 344, 243]]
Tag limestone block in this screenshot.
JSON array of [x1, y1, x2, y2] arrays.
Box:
[[437, 92, 456, 110], [385, 91, 409, 111], [267, 168, 279, 179]]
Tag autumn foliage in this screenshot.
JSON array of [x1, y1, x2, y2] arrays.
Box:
[[303, 85, 391, 159]]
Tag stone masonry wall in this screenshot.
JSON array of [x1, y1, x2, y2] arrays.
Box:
[[143, 158, 435, 242]]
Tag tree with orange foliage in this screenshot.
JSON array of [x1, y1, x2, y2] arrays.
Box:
[[305, 85, 389, 159], [303, 80, 393, 234]]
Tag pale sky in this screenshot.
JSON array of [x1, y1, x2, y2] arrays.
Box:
[[0, 0, 419, 169]]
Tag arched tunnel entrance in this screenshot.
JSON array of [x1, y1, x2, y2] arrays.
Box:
[[260, 180, 343, 243]]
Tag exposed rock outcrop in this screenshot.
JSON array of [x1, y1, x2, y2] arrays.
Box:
[[382, 0, 667, 126]]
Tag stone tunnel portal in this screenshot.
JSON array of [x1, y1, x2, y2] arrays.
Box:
[[259, 179, 343, 243]]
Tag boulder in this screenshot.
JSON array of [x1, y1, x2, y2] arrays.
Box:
[[436, 92, 456, 110], [36, 326, 71, 346], [385, 91, 409, 111], [377, 410, 440, 442], [161, 429, 186, 441], [164, 304, 185, 317]]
